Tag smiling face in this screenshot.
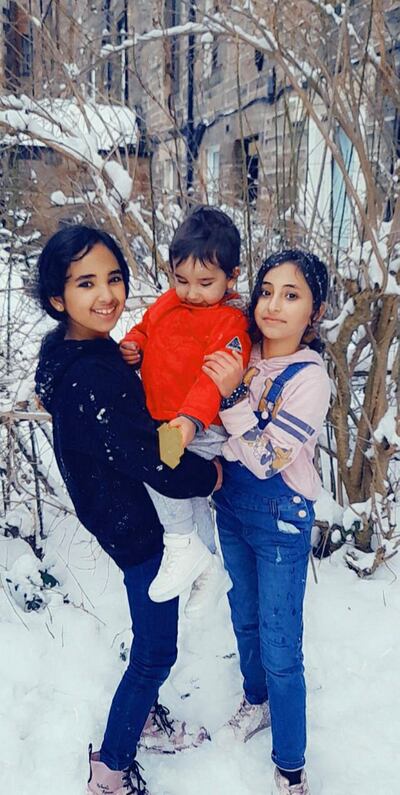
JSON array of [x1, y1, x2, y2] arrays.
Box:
[[49, 243, 126, 340], [254, 261, 316, 355], [172, 256, 238, 307]]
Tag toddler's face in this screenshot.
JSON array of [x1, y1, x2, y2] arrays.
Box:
[[172, 256, 238, 307]]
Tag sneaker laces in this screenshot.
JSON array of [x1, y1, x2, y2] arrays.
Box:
[[122, 760, 147, 794], [152, 701, 175, 737]]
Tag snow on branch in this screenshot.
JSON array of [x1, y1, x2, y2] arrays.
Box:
[[100, 16, 277, 58], [0, 95, 168, 273], [323, 298, 355, 343], [373, 406, 400, 449]]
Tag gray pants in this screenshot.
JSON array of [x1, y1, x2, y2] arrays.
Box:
[[145, 425, 226, 553]]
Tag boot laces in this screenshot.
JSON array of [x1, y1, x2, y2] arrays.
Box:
[[279, 772, 308, 794], [152, 701, 175, 737], [229, 698, 253, 727], [122, 760, 147, 794]]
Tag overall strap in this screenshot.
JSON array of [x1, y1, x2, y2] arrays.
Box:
[[265, 362, 316, 410]]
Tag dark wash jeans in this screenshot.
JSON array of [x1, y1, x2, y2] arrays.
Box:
[[213, 462, 314, 772], [100, 553, 179, 770]]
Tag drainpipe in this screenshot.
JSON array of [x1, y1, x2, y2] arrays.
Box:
[[186, 0, 196, 201]]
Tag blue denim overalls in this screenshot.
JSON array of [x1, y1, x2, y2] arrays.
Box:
[[214, 363, 315, 773]]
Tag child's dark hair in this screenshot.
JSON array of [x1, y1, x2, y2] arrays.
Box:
[[37, 224, 130, 321], [169, 205, 240, 276], [249, 249, 329, 353]]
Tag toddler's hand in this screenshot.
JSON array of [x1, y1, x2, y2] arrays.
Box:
[[120, 341, 142, 366], [168, 416, 197, 448], [202, 349, 244, 397]]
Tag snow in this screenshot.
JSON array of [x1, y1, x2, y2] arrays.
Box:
[[314, 487, 344, 527], [323, 298, 355, 343], [1, 513, 400, 794], [50, 190, 96, 206], [0, 95, 138, 152], [374, 406, 400, 448], [104, 161, 133, 202], [342, 499, 371, 531]]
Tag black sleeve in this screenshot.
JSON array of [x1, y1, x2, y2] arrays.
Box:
[[72, 362, 218, 499]]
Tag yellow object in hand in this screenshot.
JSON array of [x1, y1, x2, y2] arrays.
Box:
[[157, 423, 184, 469]]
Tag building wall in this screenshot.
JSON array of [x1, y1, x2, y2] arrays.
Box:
[[0, 0, 149, 234], [127, 1, 310, 217], [1, 1, 399, 236], [126, 0, 400, 237]]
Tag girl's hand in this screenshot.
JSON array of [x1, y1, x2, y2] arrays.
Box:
[[168, 416, 197, 448], [202, 349, 244, 397], [120, 341, 142, 366]]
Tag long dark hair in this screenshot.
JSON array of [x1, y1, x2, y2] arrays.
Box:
[[249, 249, 329, 353], [37, 224, 130, 322]]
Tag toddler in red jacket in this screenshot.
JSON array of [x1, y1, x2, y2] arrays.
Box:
[[121, 206, 251, 617]]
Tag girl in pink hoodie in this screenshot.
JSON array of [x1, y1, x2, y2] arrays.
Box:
[[203, 250, 331, 795]]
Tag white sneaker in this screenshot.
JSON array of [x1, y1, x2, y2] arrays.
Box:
[[273, 768, 310, 794], [184, 553, 232, 619], [215, 697, 271, 745], [148, 532, 212, 603]]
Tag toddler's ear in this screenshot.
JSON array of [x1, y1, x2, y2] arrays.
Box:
[[49, 296, 65, 313], [227, 267, 240, 288]]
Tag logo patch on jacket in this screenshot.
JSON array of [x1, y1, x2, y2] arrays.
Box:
[[225, 336, 242, 353]]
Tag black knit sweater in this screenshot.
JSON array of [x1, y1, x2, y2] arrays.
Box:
[[35, 330, 218, 568]]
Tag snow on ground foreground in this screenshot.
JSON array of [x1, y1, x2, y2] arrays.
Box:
[[0, 517, 399, 795]]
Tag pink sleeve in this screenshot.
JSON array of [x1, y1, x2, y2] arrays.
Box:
[[220, 368, 331, 480]]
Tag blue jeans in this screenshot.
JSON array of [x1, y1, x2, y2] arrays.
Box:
[[213, 462, 314, 772], [100, 553, 178, 770]]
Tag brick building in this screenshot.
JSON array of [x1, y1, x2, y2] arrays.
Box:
[[0, 1, 399, 241], [0, 0, 148, 235], [125, 0, 400, 243]]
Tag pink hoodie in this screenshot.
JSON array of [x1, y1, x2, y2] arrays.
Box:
[[219, 345, 331, 500]]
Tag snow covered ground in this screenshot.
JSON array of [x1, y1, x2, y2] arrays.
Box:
[[0, 512, 399, 795]]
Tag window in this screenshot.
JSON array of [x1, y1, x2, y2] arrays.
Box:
[[89, 65, 96, 99], [101, 44, 113, 95], [163, 159, 174, 193], [235, 136, 259, 205], [255, 50, 264, 72], [204, 0, 221, 80], [267, 67, 276, 101], [206, 145, 220, 204], [102, 0, 112, 95], [331, 125, 364, 253], [245, 137, 259, 205], [117, 10, 129, 103], [20, 28, 33, 77]]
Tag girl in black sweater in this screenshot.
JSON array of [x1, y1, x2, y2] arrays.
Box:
[[35, 225, 221, 795]]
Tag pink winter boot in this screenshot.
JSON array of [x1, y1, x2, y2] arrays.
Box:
[[215, 697, 271, 744], [87, 745, 150, 794], [273, 767, 311, 794], [138, 701, 210, 754]]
